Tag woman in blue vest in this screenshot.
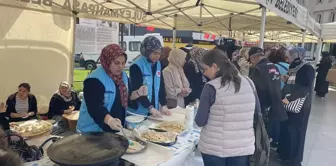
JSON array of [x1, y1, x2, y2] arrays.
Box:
[[77, 44, 146, 133], [128, 36, 171, 117]]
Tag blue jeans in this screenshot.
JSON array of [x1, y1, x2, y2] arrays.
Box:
[[201, 153, 250, 166]]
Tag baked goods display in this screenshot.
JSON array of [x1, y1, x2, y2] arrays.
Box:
[[156, 121, 186, 133], [10, 120, 53, 137], [126, 140, 146, 153], [141, 130, 177, 144]]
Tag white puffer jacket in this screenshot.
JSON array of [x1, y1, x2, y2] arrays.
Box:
[[198, 76, 256, 157]]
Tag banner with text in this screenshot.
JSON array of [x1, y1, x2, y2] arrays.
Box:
[[75, 18, 119, 54], [256, 0, 321, 37]]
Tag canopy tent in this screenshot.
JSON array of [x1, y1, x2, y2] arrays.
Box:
[[243, 31, 319, 43], [0, 0, 321, 38], [321, 22, 336, 42], [0, 0, 321, 106]]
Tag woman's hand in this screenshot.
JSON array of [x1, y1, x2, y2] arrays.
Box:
[[282, 98, 289, 105], [28, 112, 35, 117], [180, 88, 191, 97], [64, 109, 73, 114], [281, 75, 289, 82], [161, 106, 172, 116], [69, 106, 75, 111], [150, 108, 162, 118], [137, 86, 148, 96], [0, 102, 6, 113], [107, 117, 122, 131]]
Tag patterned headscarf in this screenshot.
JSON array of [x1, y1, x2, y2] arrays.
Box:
[[56, 81, 72, 102], [288, 47, 309, 73], [100, 44, 128, 108], [189, 47, 208, 83], [140, 36, 163, 58], [288, 47, 306, 62]]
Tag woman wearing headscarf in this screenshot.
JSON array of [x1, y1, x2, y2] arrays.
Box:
[[277, 47, 315, 166], [77, 44, 145, 133], [184, 47, 208, 105], [160, 46, 172, 70], [237, 47, 251, 76], [48, 81, 81, 119], [128, 36, 171, 118], [163, 49, 191, 109], [315, 51, 333, 98]]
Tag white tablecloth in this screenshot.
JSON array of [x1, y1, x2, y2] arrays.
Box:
[[24, 130, 201, 166]]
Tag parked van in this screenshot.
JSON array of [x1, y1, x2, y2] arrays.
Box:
[[79, 33, 163, 70]]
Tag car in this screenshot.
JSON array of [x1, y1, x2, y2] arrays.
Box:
[[79, 53, 100, 70], [74, 53, 82, 63]]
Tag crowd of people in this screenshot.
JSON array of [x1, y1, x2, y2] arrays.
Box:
[[0, 35, 334, 166]]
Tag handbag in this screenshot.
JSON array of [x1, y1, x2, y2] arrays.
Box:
[[283, 93, 308, 113]]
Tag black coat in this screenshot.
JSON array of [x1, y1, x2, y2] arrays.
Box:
[[183, 61, 208, 105], [48, 91, 81, 118], [249, 58, 287, 122], [0, 112, 9, 130], [6, 93, 38, 122], [315, 60, 332, 94]]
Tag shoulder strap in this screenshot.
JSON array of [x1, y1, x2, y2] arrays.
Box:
[[277, 63, 289, 71], [243, 76, 262, 115], [243, 76, 256, 92]]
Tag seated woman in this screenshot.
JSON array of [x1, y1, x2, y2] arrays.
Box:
[[163, 48, 191, 108], [128, 36, 171, 117], [48, 81, 81, 119], [195, 49, 255, 166], [77, 44, 144, 133], [6, 83, 37, 122]]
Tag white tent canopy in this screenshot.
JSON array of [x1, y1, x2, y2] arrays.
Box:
[[0, 0, 321, 38], [0, 0, 321, 105], [321, 22, 336, 42]]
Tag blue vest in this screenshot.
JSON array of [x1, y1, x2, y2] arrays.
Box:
[[77, 66, 128, 133], [275, 62, 289, 89], [127, 56, 161, 116]]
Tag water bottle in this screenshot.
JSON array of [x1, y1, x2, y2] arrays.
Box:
[[186, 105, 195, 130]]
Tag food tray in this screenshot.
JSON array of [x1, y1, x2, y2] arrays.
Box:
[[134, 126, 178, 146], [10, 120, 53, 138], [149, 121, 188, 135], [126, 137, 147, 154]]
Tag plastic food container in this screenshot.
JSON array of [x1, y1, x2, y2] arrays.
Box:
[[125, 115, 145, 130]]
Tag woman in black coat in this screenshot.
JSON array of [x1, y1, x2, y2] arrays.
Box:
[[183, 47, 208, 106], [48, 81, 81, 119], [278, 47, 315, 166], [315, 52, 333, 98]]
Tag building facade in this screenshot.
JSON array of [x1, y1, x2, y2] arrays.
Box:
[[300, 0, 336, 23]]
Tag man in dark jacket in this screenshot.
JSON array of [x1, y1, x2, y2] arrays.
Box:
[[248, 47, 287, 124]]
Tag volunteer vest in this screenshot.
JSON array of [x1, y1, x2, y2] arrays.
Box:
[[77, 66, 128, 133], [127, 56, 161, 116]]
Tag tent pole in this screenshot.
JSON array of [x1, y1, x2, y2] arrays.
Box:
[[70, 12, 77, 86], [259, 7, 266, 48], [301, 30, 306, 48], [173, 14, 177, 48], [315, 38, 323, 66]]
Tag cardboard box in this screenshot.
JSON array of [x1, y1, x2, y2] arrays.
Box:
[[327, 69, 336, 83]]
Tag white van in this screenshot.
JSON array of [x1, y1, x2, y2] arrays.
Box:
[[121, 33, 164, 67], [79, 33, 163, 70]]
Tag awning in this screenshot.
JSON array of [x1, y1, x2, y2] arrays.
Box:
[[321, 22, 336, 41], [0, 0, 321, 38]]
